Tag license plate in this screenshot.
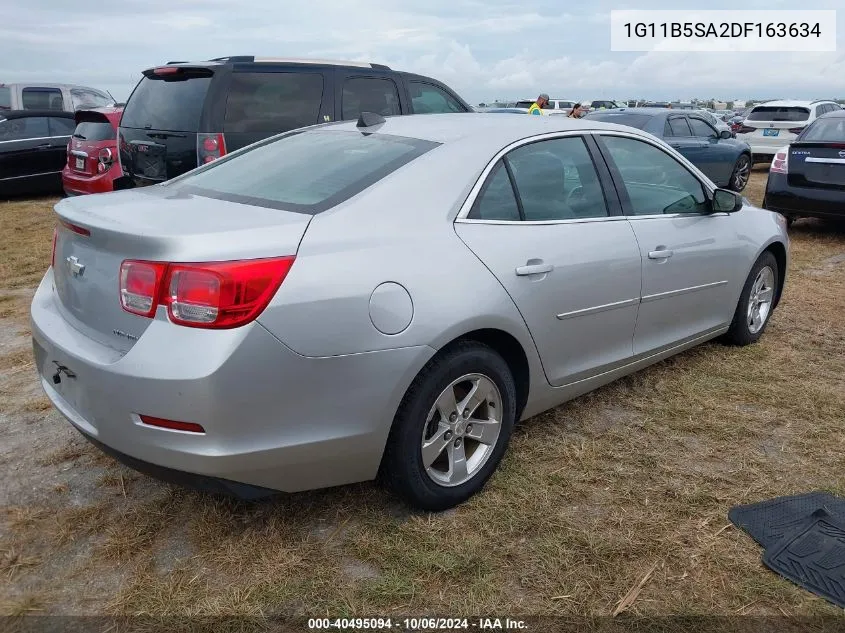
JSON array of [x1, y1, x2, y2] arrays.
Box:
[[75, 157, 85, 170], [763, 129, 780, 137]]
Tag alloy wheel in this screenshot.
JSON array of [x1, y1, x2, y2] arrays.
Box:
[[747, 265, 775, 334], [733, 156, 751, 191], [421, 373, 503, 487]]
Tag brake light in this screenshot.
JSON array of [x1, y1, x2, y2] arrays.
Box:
[[118, 257, 295, 328], [59, 219, 91, 237], [120, 261, 167, 317], [771, 147, 789, 174], [787, 127, 805, 135], [153, 67, 179, 76], [97, 147, 115, 174], [51, 228, 57, 268], [139, 415, 205, 434], [739, 125, 757, 134], [197, 133, 226, 164]]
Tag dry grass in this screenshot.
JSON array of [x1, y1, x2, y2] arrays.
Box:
[[2, 174, 845, 619]]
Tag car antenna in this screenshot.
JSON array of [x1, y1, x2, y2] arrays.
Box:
[[357, 111, 385, 130]]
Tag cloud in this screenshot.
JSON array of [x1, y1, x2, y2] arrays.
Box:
[[1, 0, 843, 103]]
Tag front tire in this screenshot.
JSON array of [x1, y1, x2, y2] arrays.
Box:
[[728, 154, 751, 192], [722, 251, 779, 346], [380, 341, 517, 511]]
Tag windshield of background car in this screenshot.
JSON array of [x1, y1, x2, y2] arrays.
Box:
[[746, 106, 810, 122], [121, 72, 211, 132], [167, 129, 440, 214], [73, 121, 115, 141], [799, 118, 845, 142], [584, 113, 652, 130]]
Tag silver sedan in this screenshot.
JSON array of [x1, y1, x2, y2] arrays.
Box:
[[32, 113, 789, 511]]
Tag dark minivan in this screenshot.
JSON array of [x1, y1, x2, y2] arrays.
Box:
[[117, 56, 472, 188]]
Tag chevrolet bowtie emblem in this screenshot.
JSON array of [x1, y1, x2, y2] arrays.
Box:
[[66, 255, 85, 277]]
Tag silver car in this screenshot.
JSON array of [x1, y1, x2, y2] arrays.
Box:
[[32, 113, 789, 511]]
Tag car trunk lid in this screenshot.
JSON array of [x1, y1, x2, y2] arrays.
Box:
[[68, 110, 118, 176], [788, 142, 845, 189], [118, 66, 214, 187], [51, 188, 311, 353]]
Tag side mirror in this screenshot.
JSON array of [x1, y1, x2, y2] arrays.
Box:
[[712, 188, 743, 213], [719, 129, 732, 140]]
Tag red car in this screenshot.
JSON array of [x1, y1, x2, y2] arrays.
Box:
[[62, 106, 123, 196]]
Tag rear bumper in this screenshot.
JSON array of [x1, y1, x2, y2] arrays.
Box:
[[764, 172, 845, 219], [62, 164, 121, 196], [31, 270, 434, 493], [737, 135, 795, 161]]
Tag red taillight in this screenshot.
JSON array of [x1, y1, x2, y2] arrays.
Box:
[[771, 149, 789, 174], [59, 219, 91, 237], [197, 133, 226, 164], [119, 260, 167, 317], [787, 127, 805, 135], [153, 67, 180, 76], [51, 228, 57, 268], [739, 125, 757, 134], [139, 415, 205, 434], [119, 257, 295, 328]]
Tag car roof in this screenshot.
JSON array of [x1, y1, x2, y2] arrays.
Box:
[[155, 56, 391, 71], [751, 100, 829, 108], [318, 112, 650, 145], [0, 83, 105, 91], [585, 107, 670, 117], [0, 109, 74, 120]]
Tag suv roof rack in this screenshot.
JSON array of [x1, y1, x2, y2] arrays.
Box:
[[206, 56, 390, 69]]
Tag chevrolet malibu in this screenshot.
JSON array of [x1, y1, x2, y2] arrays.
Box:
[[32, 113, 789, 511]]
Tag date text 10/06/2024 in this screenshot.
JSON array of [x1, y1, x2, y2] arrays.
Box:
[[308, 617, 529, 630]]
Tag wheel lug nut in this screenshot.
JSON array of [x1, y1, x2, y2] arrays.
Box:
[[449, 413, 457, 423], [454, 438, 462, 447], [444, 431, 453, 441], [466, 424, 473, 433], [463, 409, 470, 418]]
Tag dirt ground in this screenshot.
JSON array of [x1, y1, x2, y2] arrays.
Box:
[[2, 167, 844, 620]]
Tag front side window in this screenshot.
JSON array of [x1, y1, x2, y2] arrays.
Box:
[[600, 135, 708, 216], [341, 77, 401, 120], [22, 87, 63, 111], [688, 117, 717, 138], [0, 116, 50, 141], [506, 137, 608, 221], [70, 88, 112, 110], [48, 117, 75, 136], [168, 129, 438, 214], [409, 81, 465, 114], [224, 72, 324, 134]]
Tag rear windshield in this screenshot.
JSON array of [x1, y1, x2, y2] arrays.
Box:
[[73, 120, 115, 141], [799, 118, 845, 142], [167, 129, 440, 214], [585, 113, 652, 129], [746, 106, 810, 122], [121, 73, 211, 132]]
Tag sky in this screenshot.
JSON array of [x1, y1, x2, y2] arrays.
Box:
[[2, 0, 844, 104]]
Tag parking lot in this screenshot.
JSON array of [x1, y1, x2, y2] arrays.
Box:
[[1, 166, 844, 618]]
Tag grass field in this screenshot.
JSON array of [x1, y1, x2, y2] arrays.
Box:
[[2, 168, 844, 619]]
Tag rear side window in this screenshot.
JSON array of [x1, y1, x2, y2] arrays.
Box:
[[169, 129, 439, 214], [799, 118, 845, 142], [468, 161, 520, 221], [48, 117, 75, 136], [341, 77, 401, 120], [121, 73, 212, 131], [72, 120, 116, 141], [0, 86, 10, 111], [70, 88, 112, 110], [408, 81, 465, 114], [746, 106, 810, 122], [224, 72, 324, 134], [0, 116, 49, 141], [585, 113, 651, 130], [22, 87, 64, 111]]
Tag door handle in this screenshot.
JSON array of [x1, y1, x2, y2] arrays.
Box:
[[35, 143, 51, 149], [515, 262, 553, 276], [648, 249, 673, 260]]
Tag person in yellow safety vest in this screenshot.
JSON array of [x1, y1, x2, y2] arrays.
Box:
[[528, 94, 550, 115]]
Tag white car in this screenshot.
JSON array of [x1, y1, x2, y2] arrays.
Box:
[[737, 100, 842, 163], [514, 98, 576, 113]]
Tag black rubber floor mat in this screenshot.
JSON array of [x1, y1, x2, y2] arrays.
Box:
[[729, 492, 845, 549], [763, 508, 845, 608]]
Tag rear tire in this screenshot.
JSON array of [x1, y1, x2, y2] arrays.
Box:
[[722, 251, 779, 346], [380, 341, 517, 511], [728, 154, 751, 192]]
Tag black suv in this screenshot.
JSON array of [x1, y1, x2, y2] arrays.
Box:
[[117, 56, 472, 188]]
